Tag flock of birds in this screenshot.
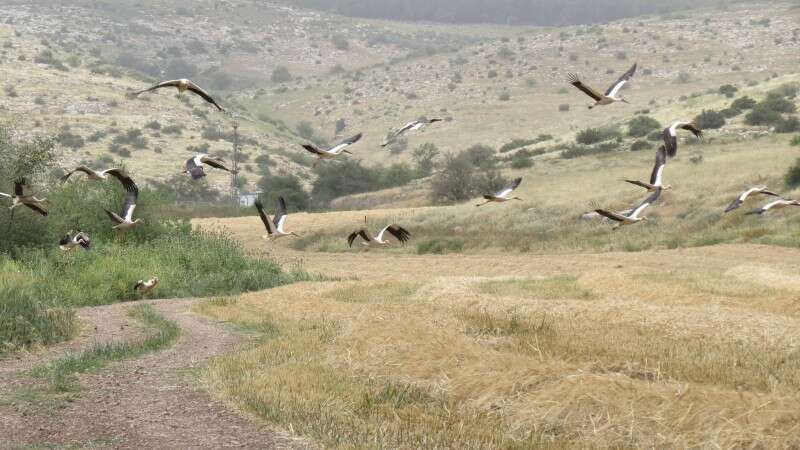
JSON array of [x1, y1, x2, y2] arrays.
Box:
[[1, 62, 796, 293]]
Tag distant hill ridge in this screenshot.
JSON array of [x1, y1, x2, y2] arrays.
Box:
[[278, 0, 723, 25]]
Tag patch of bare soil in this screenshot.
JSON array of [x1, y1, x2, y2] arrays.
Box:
[[0, 299, 312, 449]]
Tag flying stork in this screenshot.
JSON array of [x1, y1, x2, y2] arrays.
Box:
[[381, 118, 443, 147], [103, 172, 142, 231], [662, 121, 703, 157], [184, 154, 237, 180], [724, 187, 780, 213], [132, 79, 224, 111], [302, 133, 362, 167], [624, 146, 671, 192], [61, 166, 138, 191], [255, 196, 300, 240], [59, 231, 91, 251], [567, 63, 637, 109], [745, 199, 800, 216], [347, 224, 411, 248], [0, 179, 48, 216], [594, 188, 661, 230], [476, 177, 523, 206]]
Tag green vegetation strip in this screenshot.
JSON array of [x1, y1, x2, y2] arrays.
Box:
[[31, 305, 180, 391]]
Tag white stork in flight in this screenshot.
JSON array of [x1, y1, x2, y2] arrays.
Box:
[[183, 154, 237, 180], [745, 199, 800, 216], [567, 63, 637, 109], [132, 79, 224, 111], [348, 224, 411, 248], [302, 133, 362, 167], [255, 196, 299, 240], [104, 173, 142, 231], [382, 118, 443, 147], [61, 166, 138, 191], [662, 121, 703, 157], [59, 231, 91, 251], [1, 179, 48, 216], [594, 188, 661, 230], [625, 146, 671, 192], [725, 187, 780, 213], [134, 277, 160, 295], [476, 177, 523, 206]]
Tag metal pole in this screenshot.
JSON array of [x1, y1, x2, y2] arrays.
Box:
[[231, 120, 239, 205]]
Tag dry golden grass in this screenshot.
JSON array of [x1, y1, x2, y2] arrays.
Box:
[[197, 239, 800, 448]]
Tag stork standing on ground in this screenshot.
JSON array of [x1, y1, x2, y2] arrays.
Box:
[[724, 187, 780, 213], [745, 199, 800, 216], [347, 224, 411, 248], [567, 63, 637, 109], [0, 179, 48, 216], [132, 79, 225, 111], [134, 277, 159, 295], [476, 177, 523, 206], [594, 188, 661, 230], [302, 133, 362, 167], [662, 121, 703, 157], [255, 196, 300, 240], [624, 146, 671, 192], [61, 166, 138, 191], [59, 231, 91, 251], [382, 118, 443, 147], [183, 154, 237, 180]]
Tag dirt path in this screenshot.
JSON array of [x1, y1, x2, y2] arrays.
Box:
[[0, 298, 311, 450]]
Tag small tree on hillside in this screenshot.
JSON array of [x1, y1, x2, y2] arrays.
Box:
[[412, 143, 440, 177], [431, 153, 476, 203], [627, 116, 661, 137], [258, 173, 310, 211]]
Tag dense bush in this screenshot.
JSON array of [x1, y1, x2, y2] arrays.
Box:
[[576, 126, 622, 145], [785, 158, 800, 188], [775, 116, 800, 133], [258, 173, 311, 211], [331, 34, 350, 50], [561, 141, 619, 159], [271, 66, 292, 83], [510, 151, 534, 168], [416, 238, 464, 255], [430, 150, 506, 203], [745, 105, 783, 126], [694, 109, 726, 129], [718, 84, 738, 98], [311, 160, 418, 207], [499, 135, 552, 153], [731, 96, 757, 110], [630, 140, 651, 151], [627, 116, 661, 137], [412, 143, 440, 177], [57, 128, 85, 149], [149, 174, 221, 203]]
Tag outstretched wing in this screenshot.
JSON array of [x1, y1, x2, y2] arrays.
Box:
[[624, 180, 652, 190], [630, 188, 661, 218], [594, 209, 626, 223], [104, 169, 138, 192], [662, 127, 679, 158], [61, 165, 96, 182], [649, 146, 666, 186], [302, 144, 324, 156], [273, 196, 288, 232], [24, 202, 48, 216], [186, 82, 224, 111], [328, 133, 363, 154], [202, 157, 236, 173], [347, 229, 371, 247], [121, 189, 138, 221], [680, 123, 703, 139], [605, 63, 637, 97], [378, 225, 411, 244], [133, 79, 181, 96], [495, 177, 523, 198], [254, 200, 274, 234], [725, 196, 744, 213], [104, 208, 124, 224], [14, 179, 24, 196], [567, 73, 603, 101]]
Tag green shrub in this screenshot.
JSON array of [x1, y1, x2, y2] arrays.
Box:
[[57, 129, 85, 149], [694, 109, 726, 129], [510, 151, 534, 168], [719, 108, 741, 119], [331, 34, 349, 51], [785, 158, 800, 188], [718, 84, 738, 98], [745, 105, 783, 126], [271, 66, 292, 83], [775, 116, 800, 133], [630, 140, 651, 151], [416, 238, 464, 255], [576, 126, 621, 145], [259, 173, 310, 211], [731, 96, 757, 110], [627, 116, 661, 137], [791, 136, 800, 146], [561, 141, 620, 159]]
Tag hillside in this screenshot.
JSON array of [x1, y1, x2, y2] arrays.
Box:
[[0, 0, 798, 204]]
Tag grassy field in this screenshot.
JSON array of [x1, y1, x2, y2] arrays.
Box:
[[196, 240, 800, 447]]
